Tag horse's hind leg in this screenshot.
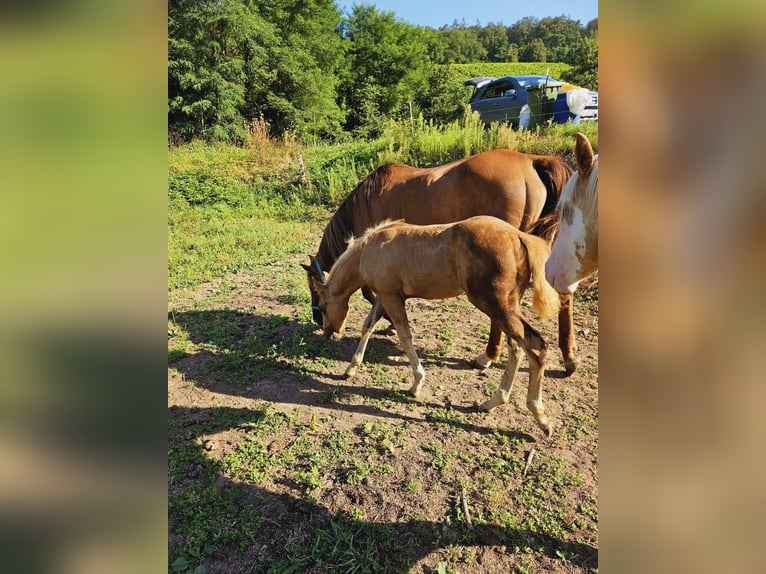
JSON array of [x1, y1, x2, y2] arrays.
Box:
[[520, 317, 553, 437], [481, 337, 522, 410], [558, 292, 579, 376], [345, 300, 386, 379], [377, 294, 426, 398], [475, 320, 504, 370]]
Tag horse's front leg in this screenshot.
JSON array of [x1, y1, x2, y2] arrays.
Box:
[[362, 285, 393, 326], [558, 292, 579, 375], [475, 320, 504, 370], [345, 300, 385, 378], [378, 295, 425, 398]]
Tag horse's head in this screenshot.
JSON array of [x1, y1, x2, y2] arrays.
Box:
[[301, 255, 348, 340], [304, 255, 325, 325], [546, 133, 598, 293]]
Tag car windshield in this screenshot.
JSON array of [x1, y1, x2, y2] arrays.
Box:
[[514, 75, 558, 87]]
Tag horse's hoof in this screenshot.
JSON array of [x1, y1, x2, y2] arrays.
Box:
[[474, 352, 492, 370], [345, 365, 358, 379], [542, 422, 554, 438], [479, 399, 498, 412], [563, 359, 579, 376]]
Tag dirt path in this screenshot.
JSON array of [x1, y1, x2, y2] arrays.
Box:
[[168, 251, 598, 573]]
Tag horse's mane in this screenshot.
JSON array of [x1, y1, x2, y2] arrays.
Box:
[[527, 156, 574, 243], [557, 155, 598, 227], [316, 165, 396, 269]]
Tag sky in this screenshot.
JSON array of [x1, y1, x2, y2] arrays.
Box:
[[335, 0, 598, 28]]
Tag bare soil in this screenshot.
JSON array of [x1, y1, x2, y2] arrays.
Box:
[[168, 252, 598, 573]]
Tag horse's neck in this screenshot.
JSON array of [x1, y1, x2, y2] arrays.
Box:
[[327, 245, 365, 300]]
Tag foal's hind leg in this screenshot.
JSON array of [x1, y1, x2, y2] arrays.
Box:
[[345, 300, 386, 379], [480, 337, 522, 410], [519, 317, 553, 437], [377, 294, 426, 398], [474, 320, 504, 370], [558, 292, 579, 375]]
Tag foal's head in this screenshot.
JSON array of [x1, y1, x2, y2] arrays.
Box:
[[301, 255, 349, 340]]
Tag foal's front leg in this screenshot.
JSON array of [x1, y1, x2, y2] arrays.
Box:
[[345, 300, 385, 378], [377, 295, 426, 398]]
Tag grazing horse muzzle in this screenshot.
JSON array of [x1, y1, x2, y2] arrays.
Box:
[[324, 327, 342, 341], [311, 304, 323, 325]]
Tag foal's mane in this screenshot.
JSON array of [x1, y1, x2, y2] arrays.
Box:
[[316, 165, 395, 268], [329, 219, 401, 277]]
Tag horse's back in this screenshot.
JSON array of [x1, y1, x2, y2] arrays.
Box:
[[358, 216, 530, 300], [366, 150, 557, 231]]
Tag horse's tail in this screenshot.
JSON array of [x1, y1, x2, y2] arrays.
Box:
[[528, 156, 574, 244], [519, 233, 560, 319]]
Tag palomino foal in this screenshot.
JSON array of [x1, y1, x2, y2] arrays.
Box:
[[545, 133, 599, 293], [304, 216, 561, 436]]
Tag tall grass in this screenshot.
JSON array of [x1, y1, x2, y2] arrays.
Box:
[[168, 117, 597, 291]]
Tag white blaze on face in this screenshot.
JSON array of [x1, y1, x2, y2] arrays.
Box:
[[546, 204, 586, 293]]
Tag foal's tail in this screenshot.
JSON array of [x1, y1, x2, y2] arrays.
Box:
[[519, 234, 560, 319]]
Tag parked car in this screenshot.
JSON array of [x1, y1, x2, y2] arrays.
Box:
[[464, 75, 598, 127]]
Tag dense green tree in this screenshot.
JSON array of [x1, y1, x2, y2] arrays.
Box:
[[339, 5, 432, 135], [168, 0, 345, 142], [507, 17, 537, 49], [253, 0, 346, 139], [585, 18, 598, 37], [479, 23, 510, 62], [436, 25, 487, 64], [168, 5, 596, 142], [536, 15, 582, 62], [168, 0, 261, 142], [414, 65, 469, 124], [521, 38, 547, 62], [562, 35, 598, 90]]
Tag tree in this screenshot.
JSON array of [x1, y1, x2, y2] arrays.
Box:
[[479, 23, 510, 62], [521, 38, 547, 62], [168, 0, 260, 142], [562, 35, 598, 90], [339, 5, 432, 135], [435, 25, 487, 64], [252, 0, 346, 139], [535, 15, 582, 62]]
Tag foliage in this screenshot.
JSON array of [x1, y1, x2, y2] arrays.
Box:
[[562, 35, 599, 91], [168, 4, 597, 142], [338, 5, 433, 136], [168, 119, 597, 292], [169, 0, 346, 142]]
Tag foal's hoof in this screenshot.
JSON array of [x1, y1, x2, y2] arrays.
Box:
[[344, 365, 358, 379], [479, 398, 501, 412], [563, 359, 579, 376]]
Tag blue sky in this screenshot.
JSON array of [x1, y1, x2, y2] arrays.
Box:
[[335, 0, 598, 28]]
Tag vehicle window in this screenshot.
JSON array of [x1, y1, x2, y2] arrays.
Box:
[[479, 81, 513, 100]]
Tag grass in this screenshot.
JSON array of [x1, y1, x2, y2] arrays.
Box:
[[168, 121, 598, 573]]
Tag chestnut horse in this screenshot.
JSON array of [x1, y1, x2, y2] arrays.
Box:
[[307, 149, 580, 374], [546, 133, 599, 293], [304, 216, 561, 437]]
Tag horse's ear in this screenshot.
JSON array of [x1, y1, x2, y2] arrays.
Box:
[[302, 255, 321, 280], [574, 133, 595, 179]]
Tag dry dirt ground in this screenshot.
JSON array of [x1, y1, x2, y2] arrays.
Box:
[[168, 253, 598, 574]]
